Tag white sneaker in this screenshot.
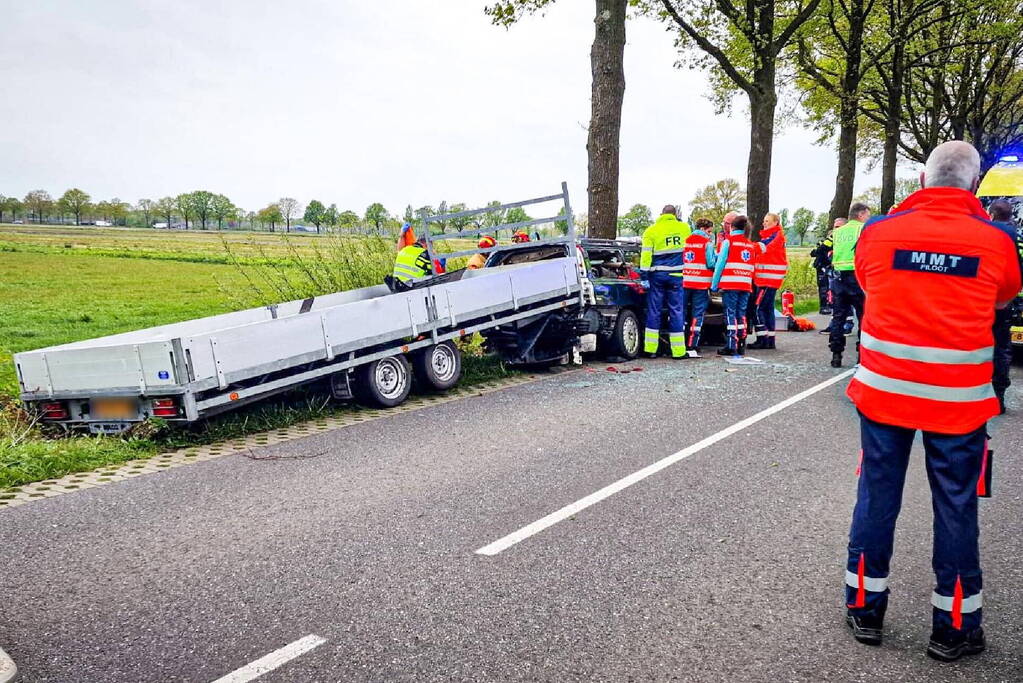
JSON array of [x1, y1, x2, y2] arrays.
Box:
[[687, 349, 701, 358]]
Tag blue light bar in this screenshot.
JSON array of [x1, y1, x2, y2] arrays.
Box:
[[999, 154, 1020, 162]]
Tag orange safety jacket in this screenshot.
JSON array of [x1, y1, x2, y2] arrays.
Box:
[[717, 234, 756, 292], [846, 187, 1021, 434], [682, 232, 713, 289], [754, 224, 788, 288]]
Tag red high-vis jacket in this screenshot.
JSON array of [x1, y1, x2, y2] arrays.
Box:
[[846, 187, 1021, 434], [754, 224, 789, 288], [682, 232, 713, 289], [717, 234, 756, 292]]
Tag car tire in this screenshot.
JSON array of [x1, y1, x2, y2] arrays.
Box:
[[354, 355, 412, 407], [605, 309, 641, 359], [413, 341, 462, 391]]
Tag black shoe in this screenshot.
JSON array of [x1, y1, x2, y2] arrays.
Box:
[[996, 391, 1007, 414], [846, 612, 884, 646], [927, 627, 986, 662], [748, 339, 768, 350], [644, 352, 658, 359], [717, 346, 735, 356], [831, 352, 842, 368]]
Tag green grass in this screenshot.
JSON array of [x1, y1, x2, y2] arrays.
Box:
[[0, 237, 510, 491]]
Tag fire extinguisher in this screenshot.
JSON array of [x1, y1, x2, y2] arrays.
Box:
[[781, 289, 795, 318]]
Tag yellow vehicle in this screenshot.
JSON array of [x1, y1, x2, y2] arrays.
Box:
[[978, 152, 1023, 349]]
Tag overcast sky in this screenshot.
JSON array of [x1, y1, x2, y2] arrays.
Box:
[[1, 0, 889, 219]]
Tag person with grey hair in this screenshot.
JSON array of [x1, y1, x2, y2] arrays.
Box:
[[841, 141, 1020, 661], [828, 203, 870, 367]]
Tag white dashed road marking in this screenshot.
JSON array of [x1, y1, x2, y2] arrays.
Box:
[[211, 634, 326, 683], [476, 369, 857, 556]]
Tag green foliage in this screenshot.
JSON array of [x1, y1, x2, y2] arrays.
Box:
[[812, 211, 831, 239], [688, 178, 744, 226], [789, 207, 815, 245], [505, 206, 532, 227], [484, 0, 558, 27], [364, 202, 388, 231], [59, 188, 91, 224], [338, 210, 360, 228], [23, 189, 53, 223], [210, 194, 236, 229], [304, 199, 326, 231], [323, 203, 339, 229], [617, 203, 652, 235], [853, 178, 918, 213]]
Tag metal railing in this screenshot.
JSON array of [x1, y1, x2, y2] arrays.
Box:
[[419, 182, 576, 266]]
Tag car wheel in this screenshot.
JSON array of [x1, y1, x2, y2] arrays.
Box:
[[355, 355, 412, 407], [606, 309, 641, 359]]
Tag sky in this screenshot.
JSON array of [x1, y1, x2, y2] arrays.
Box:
[[0, 0, 889, 219]]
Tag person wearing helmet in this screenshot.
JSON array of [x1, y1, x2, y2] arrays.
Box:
[[512, 231, 530, 243], [468, 235, 497, 270]]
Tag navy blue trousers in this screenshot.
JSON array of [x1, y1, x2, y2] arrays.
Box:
[[721, 290, 749, 352], [644, 272, 686, 357], [686, 288, 710, 348], [847, 413, 986, 633], [753, 286, 778, 342]]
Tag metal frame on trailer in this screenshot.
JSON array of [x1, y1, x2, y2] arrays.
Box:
[[420, 181, 576, 266]]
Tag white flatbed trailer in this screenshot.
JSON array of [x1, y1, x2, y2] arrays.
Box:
[[14, 186, 603, 433]]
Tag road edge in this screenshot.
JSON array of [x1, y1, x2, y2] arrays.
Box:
[[0, 646, 17, 683]]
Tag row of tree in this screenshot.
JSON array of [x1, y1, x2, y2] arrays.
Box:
[[487, 0, 1023, 236]]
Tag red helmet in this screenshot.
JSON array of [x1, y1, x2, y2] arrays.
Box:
[[478, 235, 497, 248], [512, 231, 530, 243]]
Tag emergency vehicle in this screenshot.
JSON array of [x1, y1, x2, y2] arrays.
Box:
[[977, 152, 1023, 351]]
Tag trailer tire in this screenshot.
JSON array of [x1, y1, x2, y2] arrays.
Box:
[[413, 341, 462, 391], [605, 309, 641, 359], [354, 355, 412, 407]]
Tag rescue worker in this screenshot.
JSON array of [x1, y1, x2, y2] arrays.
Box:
[[749, 212, 788, 350], [392, 237, 433, 284], [710, 214, 755, 356], [640, 205, 692, 358], [716, 211, 737, 249], [810, 223, 838, 314], [512, 230, 530, 243], [843, 141, 1021, 661], [682, 217, 717, 357], [829, 203, 870, 367], [988, 199, 1021, 413], [467, 235, 496, 270]]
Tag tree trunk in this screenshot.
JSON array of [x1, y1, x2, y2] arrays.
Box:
[[585, 0, 626, 240], [746, 85, 777, 240], [829, 97, 859, 223]]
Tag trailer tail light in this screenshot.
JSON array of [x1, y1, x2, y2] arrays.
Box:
[[40, 401, 68, 420], [151, 398, 179, 418]]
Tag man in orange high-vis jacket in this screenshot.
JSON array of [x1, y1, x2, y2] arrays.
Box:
[[843, 141, 1021, 661], [749, 212, 788, 350]]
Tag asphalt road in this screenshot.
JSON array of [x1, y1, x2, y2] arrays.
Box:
[[2, 323, 1022, 682]]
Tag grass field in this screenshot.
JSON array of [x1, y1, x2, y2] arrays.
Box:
[[0, 224, 821, 491]]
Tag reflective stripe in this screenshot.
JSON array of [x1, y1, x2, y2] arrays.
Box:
[[649, 265, 684, 272], [654, 248, 686, 255], [641, 246, 653, 252], [932, 590, 982, 614], [853, 366, 996, 403], [725, 262, 755, 272], [845, 570, 889, 592], [756, 264, 788, 271], [726, 325, 738, 330], [860, 331, 994, 365], [684, 275, 712, 283], [756, 274, 786, 282], [719, 276, 752, 284]]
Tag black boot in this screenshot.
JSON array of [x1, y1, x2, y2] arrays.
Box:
[[846, 611, 884, 646], [831, 352, 842, 368], [748, 339, 768, 350], [736, 338, 747, 357], [927, 627, 986, 662], [717, 346, 735, 356], [996, 390, 1007, 414]]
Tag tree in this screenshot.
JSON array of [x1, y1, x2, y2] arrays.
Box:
[[186, 191, 216, 229], [487, 0, 628, 239], [650, 0, 823, 232], [777, 208, 789, 228], [156, 196, 176, 228], [59, 188, 91, 225], [480, 200, 507, 230], [447, 203, 475, 231], [617, 203, 652, 235], [278, 197, 301, 232], [0, 195, 6, 223], [813, 210, 832, 238], [852, 177, 918, 212], [175, 193, 192, 229], [403, 204, 416, 225], [790, 207, 815, 244], [258, 204, 283, 232], [688, 178, 745, 227], [323, 203, 340, 231], [211, 194, 236, 230], [106, 198, 130, 225], [24, 190, 53, 224], [304, 199, 326, 233], [3, 197, 23, 222], [505, 206, 532, 230], [338, 210, 360, 230], [364, 202, 388, 232], [136, 198, 155, 228]]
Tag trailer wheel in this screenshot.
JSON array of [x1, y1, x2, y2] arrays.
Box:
[[355, 355, 412, 407], [605, 309, 641, 359], [413, 341, 462, 391]]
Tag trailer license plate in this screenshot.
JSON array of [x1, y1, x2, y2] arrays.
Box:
[[91, 398, 137, 420], [1012, 328, 1023, 345]]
